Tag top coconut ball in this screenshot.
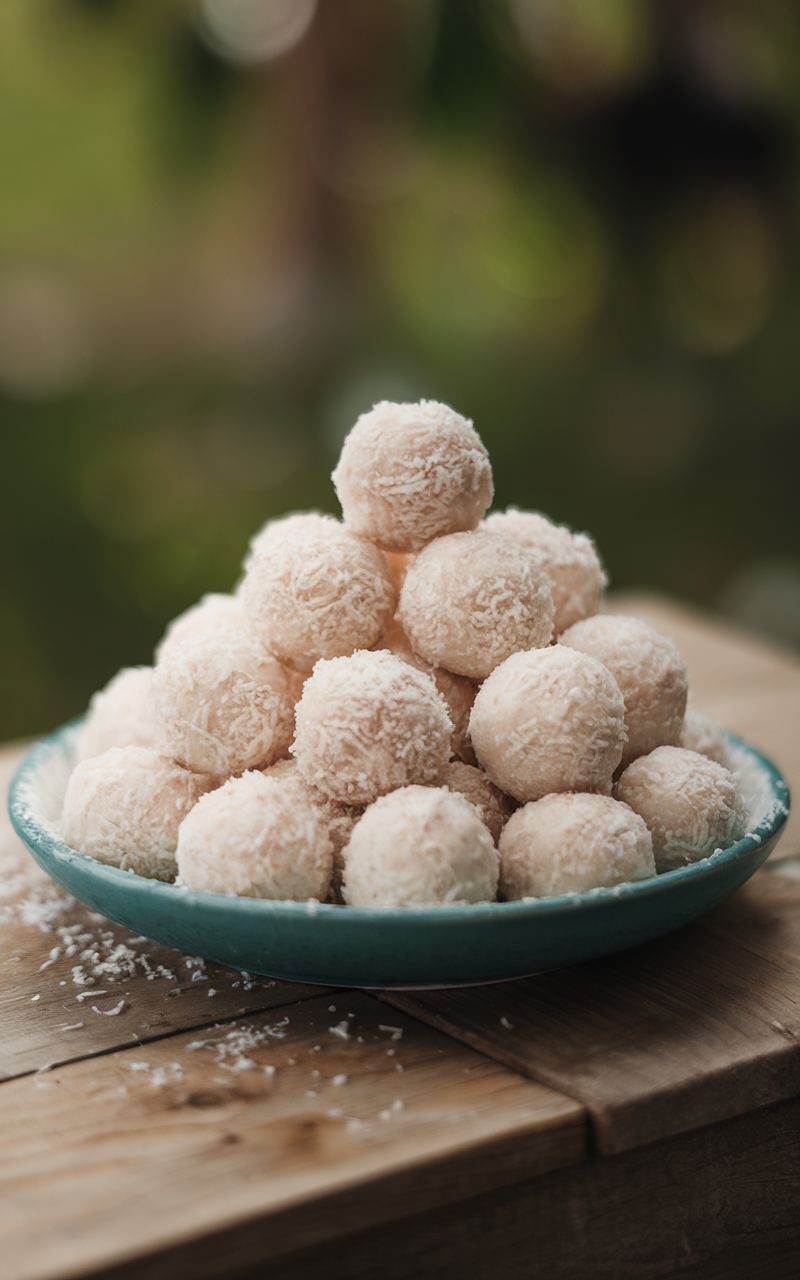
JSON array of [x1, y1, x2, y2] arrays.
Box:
[[332, 400, 494, 552]]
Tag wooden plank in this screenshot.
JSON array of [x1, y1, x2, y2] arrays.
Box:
[[611, 594, 800, 863], [379, 870, 800, 1157], [255, 1096, 800, 1280], [0, 747, 327, 1080], [0, 992, 586, 1280]]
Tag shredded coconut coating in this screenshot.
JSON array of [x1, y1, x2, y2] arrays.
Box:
[[76, 666, 157, 761], [499, 793, 655, 899], [342, 785, 498, 907], [244, 509, 336, 570], [61, 746, 212, 881], [332, 400, 494, 552], [441, 760, 515, 844], [261, 757, 362, 903], [680, 704, 732, 767], [374, 614, 476, 762], [470, 646, 626, 802], [482, 508, 606, 636], [149, 631, 300, 776], [291, 649, 453, 805], [399, 531, 554, 680], [559, 615, 688, 768], [176, 771, 332, 900], [155, 593, 245, 663], [240, 520, 397, 673], [616, 745, 747, 872]]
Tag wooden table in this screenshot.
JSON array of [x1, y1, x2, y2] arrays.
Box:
[[1, 596, 799, 1280]]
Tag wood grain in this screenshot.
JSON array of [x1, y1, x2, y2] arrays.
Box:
[[380, 870, 800, 1156], [0, 747, 327, 1081], [254, 1096, 800, 1280], [0, 992, 585, 1280]]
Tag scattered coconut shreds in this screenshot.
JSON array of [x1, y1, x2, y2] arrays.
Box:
[[92, 999, 125, 1016], [329, 1020, 351, 1040], [500, 1016, 514, 1030], [186, 1019, 290, 1073], [126, 1061, 184, 1088], [378, 1024, 403, 1041]]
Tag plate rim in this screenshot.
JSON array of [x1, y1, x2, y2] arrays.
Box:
[[7, 720, 791, 928]]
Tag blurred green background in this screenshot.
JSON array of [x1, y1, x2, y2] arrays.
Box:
[[3, 0, 800, 741]]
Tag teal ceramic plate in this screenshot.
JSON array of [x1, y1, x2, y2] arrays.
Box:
[[8, 721, 790, 988]]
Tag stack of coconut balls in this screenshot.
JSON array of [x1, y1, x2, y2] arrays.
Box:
[[61, 401, 748, 908]]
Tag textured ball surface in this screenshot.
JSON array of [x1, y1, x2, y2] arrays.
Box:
[[342, 785, 498, 907], [177, 771, 332, 900], [499, 792, 655, 899], [375, 615, 476, 762], [482, 508, 605, 636], [245, 510, 335, 568], [62, 746, 211, 881], [76, 666, 157, 761], [441, 760, 514, 844], [155, 593, 245, 663], [470, 646, 626, 802], [680, 705, 731, 767], [616, 745, 747, 872], [332, 400, 494, 552], [261, 757, 362, 902], [399, 531, 554, 680], [291, 649, 453, 805], [559, 615, 688, 767], [240, 519, 397, 673], [149, 631, 299, 776]]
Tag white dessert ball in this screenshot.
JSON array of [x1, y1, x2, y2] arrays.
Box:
[[470, 646, 626, 802], [261, 757, 362, 902], [332, 400, 494, 553], [177, 771, 332, 901], [342, 785, 498, 907], [75, 666, 157, 761], [149, 631, 299, 776], [499, 793, 655, 899], [616, 745, 747, 872], [680, 705, 731, 767], [558, 615, 688, 768], [62, 746, 211, 881], [240, 520, 397, 673], [155, 593, 245, 663], [244, 510, 335, 568], [291, 649, 453, 806], [375, 614, 477, 763], [399, 531, 554, 680], [481, 508, 605, 636], [441, 760, 514, 844]]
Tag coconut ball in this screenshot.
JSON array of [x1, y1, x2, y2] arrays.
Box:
[[499, 793, 655, 900], [149, 631, 299, 776], [482, 508, 605, 636], [616, 745, 747, 872], [680, 704, 731, 767], [375, 614, 477, 763], [291, 649, 453, 805], [244, 510, 341, 571], [342, 785, 498, 907], [240, 520, 397, 673], [177, 771, 332, 901], [399, 531, 554, 681], [261, 757, 362, 902], [155, 593, 245, 663], [62, 746, 211, 881], [442, 760, 514, 844], [558, 615, 688, 768], [332, 400, 494, 553], [470, 646, 626, 803], [75, 666, 157, 761]]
